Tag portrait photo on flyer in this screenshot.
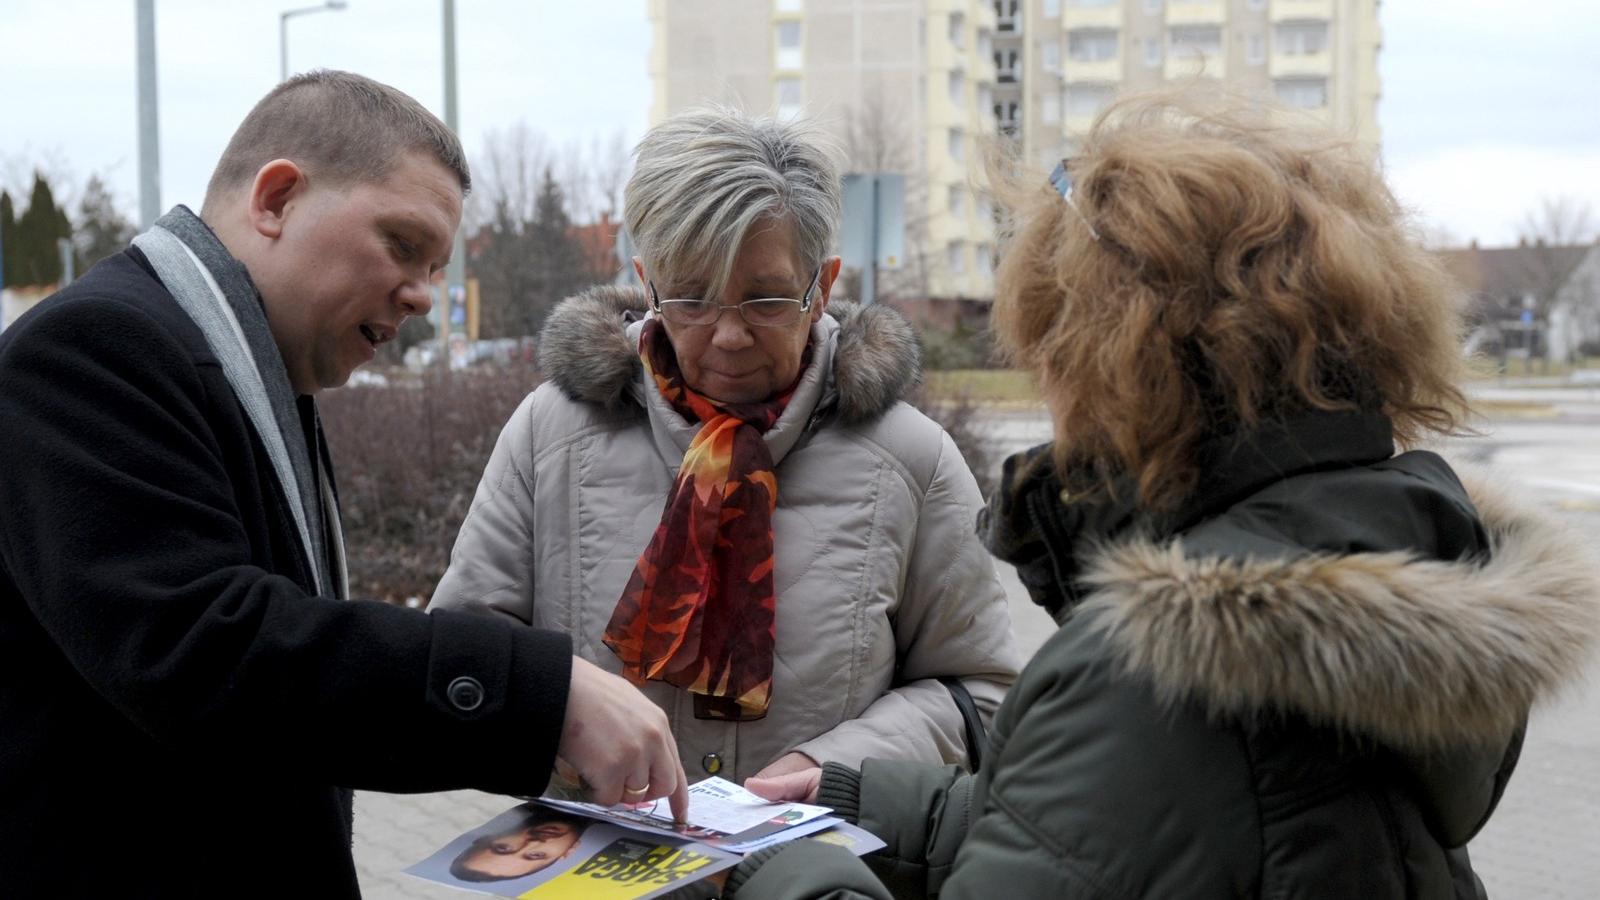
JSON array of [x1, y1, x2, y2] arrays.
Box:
[[404, 802, 738, 899]]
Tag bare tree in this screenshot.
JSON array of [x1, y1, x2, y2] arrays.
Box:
[[837, 87, 942, 304], [841, 89, 912, 175], [591, 131, 632, 221], [467, 123, 550, 233]]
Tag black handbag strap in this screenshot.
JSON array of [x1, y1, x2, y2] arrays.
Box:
[[938, 676, 989, 773]]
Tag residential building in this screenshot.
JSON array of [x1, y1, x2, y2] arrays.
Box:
[[647, 0, 1380, 306], [648, 0, 1001, 302], [1011, 0, 1380, 167]]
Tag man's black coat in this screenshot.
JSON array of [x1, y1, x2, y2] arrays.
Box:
[[0, 250, 571, 897]]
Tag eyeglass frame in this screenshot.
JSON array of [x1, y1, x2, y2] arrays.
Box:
[[647, 265, 824, 328], [1049, 158, 1101, 241]]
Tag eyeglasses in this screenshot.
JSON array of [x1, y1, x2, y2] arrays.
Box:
[[648, 266, 822, 328], [1049, 159, 1101, 241]]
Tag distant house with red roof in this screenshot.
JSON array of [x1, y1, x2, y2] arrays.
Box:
[[1436, 239, 1600, 363], [569, 212, 623, 282]]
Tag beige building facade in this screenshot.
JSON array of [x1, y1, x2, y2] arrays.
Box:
[[648, 0, 1001, 301], [648, 0, 1379, 303], [1009, 0, 1381, 167]]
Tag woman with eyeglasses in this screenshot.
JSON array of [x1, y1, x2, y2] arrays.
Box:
[[724, 95, 1600, 899], [431, 106, 1020, 794]]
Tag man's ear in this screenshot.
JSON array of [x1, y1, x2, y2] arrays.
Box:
[[812, 255, 843, 320], [247, 159, 307, 240]]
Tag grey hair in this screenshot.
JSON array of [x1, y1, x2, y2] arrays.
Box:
[[202, 69, 470, 215], [624, 106, 842, 302]]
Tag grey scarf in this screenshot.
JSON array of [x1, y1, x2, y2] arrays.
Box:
[[132, 206, 347, 599]]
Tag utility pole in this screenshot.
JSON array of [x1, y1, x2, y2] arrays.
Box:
[[440, 0, 466, 360], [136, 0, 161, 229]]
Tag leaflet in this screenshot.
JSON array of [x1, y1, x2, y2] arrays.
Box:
[[405, 778, 881, 898], [540, 776, 832, 839]]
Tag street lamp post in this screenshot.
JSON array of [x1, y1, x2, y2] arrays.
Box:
[[136, 0, 160, 229], [279, 1, 348, 82]]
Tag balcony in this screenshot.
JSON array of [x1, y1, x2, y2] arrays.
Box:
[[1164, 0, 1225, 26], [1270, 0, 1333, 23], [1062, 3, 1120, 30], [1065, 55, 1122, 82], [1065, 113, 1098, 134], [1269, 49, 1332, 79]]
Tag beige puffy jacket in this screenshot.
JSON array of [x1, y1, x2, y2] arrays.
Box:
[[430, 287, 1020, 781]]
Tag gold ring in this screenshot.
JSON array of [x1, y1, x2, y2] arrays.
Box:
[[623, 783, 650, 797]]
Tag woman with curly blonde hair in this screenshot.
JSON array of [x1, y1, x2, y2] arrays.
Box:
[[733, 95, 1600, 900]]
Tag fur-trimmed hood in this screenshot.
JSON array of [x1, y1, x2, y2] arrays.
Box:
[[535, 285, 921, 422], [1078, 468, 1600, 752]]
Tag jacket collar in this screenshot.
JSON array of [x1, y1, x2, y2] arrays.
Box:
[[536, 285, 921, 424], [982, 410, 1396, 619], [1077, 466, 1600, 751]]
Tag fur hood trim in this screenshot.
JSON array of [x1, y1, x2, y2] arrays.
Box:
[[536, 285, 921, 423], [1077, 469, 1600, 750]]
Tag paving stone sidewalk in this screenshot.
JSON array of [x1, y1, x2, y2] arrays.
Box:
[[353, 448, 1600, 899]]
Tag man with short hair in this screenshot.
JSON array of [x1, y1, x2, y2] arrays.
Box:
[[0, 71, 684, 897]]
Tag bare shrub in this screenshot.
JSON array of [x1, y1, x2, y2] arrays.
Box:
[[911, 387, 997, 499], [321, 364, 542, 604]]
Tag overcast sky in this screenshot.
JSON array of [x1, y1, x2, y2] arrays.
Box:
[[2, 0, 1597, 246]]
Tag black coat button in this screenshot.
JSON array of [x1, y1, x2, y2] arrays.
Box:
[[701, 752, 723, 775], [447, 676, 485, 712]]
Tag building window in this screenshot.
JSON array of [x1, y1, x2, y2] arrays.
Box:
[[1143, 36, 1162, 66], [1043, 0, 1061, 17], [1144, 0, 1161, 11], [775, 0, 803, 11], [1247, 0, 1266, 8], [949, 184, 965, 216], [995, 0, 1019, 32], [776, 21, 803, 70], [776, 78, 803, 117], [1066, 83, 1116, 117], [949, 71, 965, 106], [997, 101, 1020, 136], [978, 28, 992, 62], [978, 195, 994, 223], [1041, 38, 1061, 72], [996, 48, 1020, 82], [949, 12, 966, 48], [1170, 24, 1222, 60], [948, 129, 964, 161], [1068, 28, 1119, 62], [1069, 0, 1117, 7], [1275, 77, 1327, 108], [1246, 32, 1265, 65], [1041, 92, 1062, 124], [1275, 20, 1329, 55], [947, 242, 965, 274], [979, 85, 993, 116], [978, 243, 994, 279]]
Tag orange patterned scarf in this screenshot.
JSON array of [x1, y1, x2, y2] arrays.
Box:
[[602, 318, 806, 720]]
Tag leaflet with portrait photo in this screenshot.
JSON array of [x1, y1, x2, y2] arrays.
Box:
[[404, 801, 737, 900], [406, 780, 880, 897]]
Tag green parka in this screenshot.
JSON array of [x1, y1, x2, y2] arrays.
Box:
[[726, 411, 1600, 900]]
